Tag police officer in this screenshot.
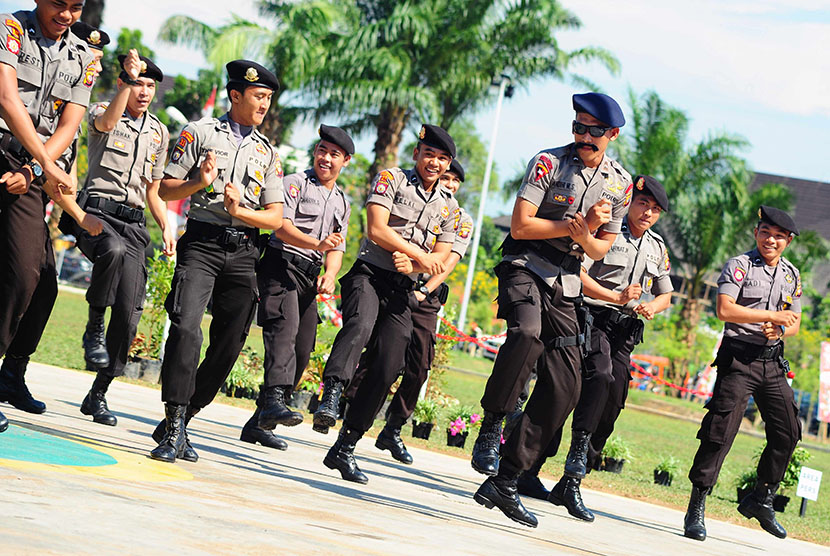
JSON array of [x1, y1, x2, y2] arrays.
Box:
[[473, 93, 630, 527], [347, 159, 473, 465], [516, 176, 673, 522], [239, 124, 354, 450], [149, 60, 283, 463], [315, 124, 459, 484], [74, 50, 172, 427], [684, 206, 802, 541], [0, 1, 100, 429]]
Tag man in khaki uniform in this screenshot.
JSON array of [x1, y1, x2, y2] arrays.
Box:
[[150, 60, 283, 464], [0, 1, 101, 431], [315, 124, 458, 484], [74, 50, 172, 427]]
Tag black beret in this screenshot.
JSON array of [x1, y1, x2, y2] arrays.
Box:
[[71, 21, 110, 49], [447, 159, 465, 182], [117, 54, 163, 82], [226, 60, 279, 92], [572, 92, 625, 128], [632, 175, 669, 212], [318, 124, 354, 155], [418, 124, 456, 158], [759, 205, 798, 236]]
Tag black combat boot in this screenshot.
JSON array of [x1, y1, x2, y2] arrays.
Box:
[[0, 355, 46, 414], [82, 307, 110, 370], [375, 423, 413, 464], [737, 482, 787, 538], [152, 406, 200, 462], [517, 457, 549, 500], [257, 386, 303, 430], [313, 378, 343, 433], [323, 426, 368, 484], [563, 429, 592, 479], [241, 407, 288, 450], [80, 373, 117, 426], [683, 485, 709, 541], [474, 466, 538, 528], [0, 409, 8, 433], [471, 411, 504, 476], [150, 404, 188, 463], [548, 476, 594, 522]]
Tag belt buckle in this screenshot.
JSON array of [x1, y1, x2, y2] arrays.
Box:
[[221, 229, 238, 251]]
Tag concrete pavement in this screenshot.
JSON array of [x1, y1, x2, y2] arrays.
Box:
[[1, 362, 828, 556]]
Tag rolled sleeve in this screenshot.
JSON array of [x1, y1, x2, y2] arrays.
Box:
[[717, 257, 745, 300], [281, 174, 303, 221], [164, 124, 200, 179]]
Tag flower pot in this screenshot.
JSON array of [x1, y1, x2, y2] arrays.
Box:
[[773, 494, 790, 512], [446, 430, 468, 448], [653, 470, 672, 486], [307, 395, 320, 413], [602, 457, 625, 473], [412, 421, 434, 440], [290, 390, 313, 410]]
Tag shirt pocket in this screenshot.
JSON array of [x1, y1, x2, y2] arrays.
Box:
[[389, 203, 418, 238], [422, 216, 442, 252], [41, 82, 73, 124], [740, 285, 767, 304], [541, 188, 573, 220], [243, 162, 266, 205], [642, 260, 660, 293], [99, 134, 135, 175], [594, 249, 629, 283]]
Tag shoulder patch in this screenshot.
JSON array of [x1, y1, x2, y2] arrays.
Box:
[[733, 266, 746, 282], [623, 182, 633, 207], [374, 170, 394, 195], [534, 154, 553, 182], [274, 152, 283, 177], [4, 18, 22, 39], [82, 61, 96, 87], [663, 250, 671, 272], [6, 34, 20, 55], [170, 130, 195, 163]]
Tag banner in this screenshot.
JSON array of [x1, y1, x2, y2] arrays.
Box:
[[819, 342, 830, 423]]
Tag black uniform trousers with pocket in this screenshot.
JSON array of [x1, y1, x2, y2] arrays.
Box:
[[76, 210, 150, 377], [257, 246, 319, 390], [0, 159, 56, 359], [322, 260, 414, 433], [489, 263, 583, 474], [160, 226, 259, 408], [688, 342, 801, 489]]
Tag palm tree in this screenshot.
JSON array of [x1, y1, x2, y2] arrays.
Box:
[[158, 1, 342, 144], [312, 0, 619, 182]]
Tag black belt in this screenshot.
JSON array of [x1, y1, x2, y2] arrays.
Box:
[[361, 260, 415, 292], [722, 337, 783, 361], [590, 305, 644, 344], [282, 251, 322, 278], [501, 235, 581, 273], [85, 196, 145, 224], [186, 219, 257, 252]]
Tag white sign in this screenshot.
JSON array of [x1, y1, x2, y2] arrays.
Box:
[[796, 466, 822, 501]]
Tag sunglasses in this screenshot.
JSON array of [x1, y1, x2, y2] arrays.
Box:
[[572, 120, 612, 138]]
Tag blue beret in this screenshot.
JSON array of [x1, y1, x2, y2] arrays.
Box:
[[759, 205, 798, 236], [226, 60, 279, 92], [572, 92, 625, 128]]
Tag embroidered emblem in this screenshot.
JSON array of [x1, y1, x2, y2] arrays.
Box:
[[441, 205, 450, 218], [418, 126, 426, 140], [88, 30, 101, 45], [534, 154, 553, 182], [274, 155, 283, 177], [288, 184, 299, 198], [245, 67, 259, 82], [636, 176, 645, 190], [374, 170, 393, 195], [623, 183, 633, 207], [733, 267, 746, 282], [459, 221, 472, 239], [6, 35, 20, 55]]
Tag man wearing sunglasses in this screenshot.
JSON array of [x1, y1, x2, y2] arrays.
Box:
[[472, 92, 632, 528]]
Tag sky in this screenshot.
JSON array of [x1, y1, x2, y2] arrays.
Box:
[[4, 0, 829, 217]]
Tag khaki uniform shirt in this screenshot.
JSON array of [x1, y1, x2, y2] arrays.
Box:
[[583, 218, 673, 315], [84, 103, 169, 209], [451, 207, 474, 258], [164, 113, 283, 227], [358, 167, 459, 279], [270, 169, 351, 265], [718, 248, 802, 345], [0, 11, 94, 142]]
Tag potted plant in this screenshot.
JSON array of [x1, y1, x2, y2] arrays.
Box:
[[735, 468, 757, 503], [290, 380, 317, 411], [412, 398, 438, 440], [653, 455, 680, 486], [601, 436, 632, 473], [446, 405, 481, 449]]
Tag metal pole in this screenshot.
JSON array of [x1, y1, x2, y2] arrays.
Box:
[[457, 76, 509, 334]]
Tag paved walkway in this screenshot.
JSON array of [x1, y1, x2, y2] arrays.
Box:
[[1, 362, 827, 556]]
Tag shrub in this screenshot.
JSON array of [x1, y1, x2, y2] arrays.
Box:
[[602, 436, 633, 461], [413, 398, 439, 424], [129, 250, 175, 359]]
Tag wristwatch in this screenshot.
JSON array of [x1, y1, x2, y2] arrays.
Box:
[[418, 285, 430, 296], [29, 161, 43, 178]]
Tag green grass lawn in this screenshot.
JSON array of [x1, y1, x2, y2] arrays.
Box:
[[32, 289, 830, 545]]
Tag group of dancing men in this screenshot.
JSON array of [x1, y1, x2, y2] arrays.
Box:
[[0, 1, 805, 544]]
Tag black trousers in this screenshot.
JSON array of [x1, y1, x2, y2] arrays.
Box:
[[77, 211, 150, 377], [0, 161, 56, 359], [257, 246, 319, 390], [492, 264, 583, 474], [688, 343, 801, 489], [322, 260, 414, 433], [348, 292, 441, 427], [160, 229, 258, 408]]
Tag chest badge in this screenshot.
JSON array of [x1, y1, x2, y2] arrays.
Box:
[[785, 273, 793, 283], [253, 185, 261, 196], [254, 169, 264, 183], [441, 205, 450, 218], [255, 143, 268, 156], [113, 140, 126, 150]]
